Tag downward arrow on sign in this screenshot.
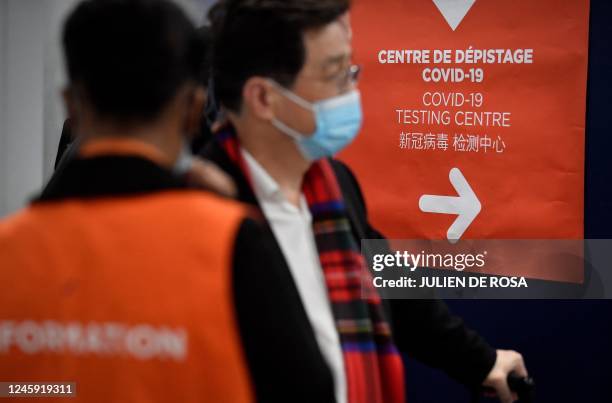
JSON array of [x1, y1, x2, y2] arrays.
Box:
[[432, 0, 476, 31], [419, 168, 481, 243]]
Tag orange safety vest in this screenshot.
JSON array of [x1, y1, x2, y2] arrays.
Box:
[[0, 140, 253, 403]]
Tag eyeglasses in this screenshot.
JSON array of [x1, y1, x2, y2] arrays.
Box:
[[348, 64, 362, 83], [339, 64, 362, 90], [331, 64, 362, 92]]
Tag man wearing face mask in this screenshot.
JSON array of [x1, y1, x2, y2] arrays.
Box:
[[202, 1, 528, 403], [0, 1, 337, 402]]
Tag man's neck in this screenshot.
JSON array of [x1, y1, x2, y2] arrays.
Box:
[[78, 120, 183, 168], [235, 119, 310, 208]]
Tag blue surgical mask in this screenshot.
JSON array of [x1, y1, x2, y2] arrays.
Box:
[[269, 81, 363, 161]]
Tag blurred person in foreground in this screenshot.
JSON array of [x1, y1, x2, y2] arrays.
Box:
[[0, 1, 336, 402]]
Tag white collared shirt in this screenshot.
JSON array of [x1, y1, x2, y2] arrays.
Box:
[[241, 149, 347, 403]]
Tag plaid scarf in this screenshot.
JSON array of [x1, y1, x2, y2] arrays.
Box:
[[218, 127, 405, 403]]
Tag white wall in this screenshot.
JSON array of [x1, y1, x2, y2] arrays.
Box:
[[1, 0, 46, 217], [0, 0, 6, 217], [0, 0, 215, 218], [0, 0, 79, 218]]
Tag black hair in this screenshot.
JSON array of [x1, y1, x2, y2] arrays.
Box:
[[63, 0, 205, 122], [208, 0, 351, 113], [196, 25, 213, 86]]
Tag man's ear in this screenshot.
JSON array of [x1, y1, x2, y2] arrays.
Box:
[[62, 86, 85, 139], [62, 87, 77, 121], [183, 85, 207, 138], [242, 77, 278, 121]]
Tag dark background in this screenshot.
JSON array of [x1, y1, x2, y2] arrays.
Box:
[[405, 1, 612, 402]]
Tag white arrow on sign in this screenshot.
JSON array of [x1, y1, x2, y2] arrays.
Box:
[[432, 0, 476, 31], [419, 168, 481, 243]]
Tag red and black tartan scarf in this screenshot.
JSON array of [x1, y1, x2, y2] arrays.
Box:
[[218, 126, 405, 403]]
